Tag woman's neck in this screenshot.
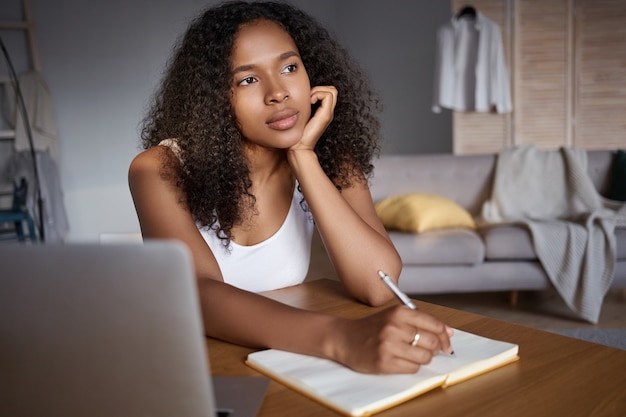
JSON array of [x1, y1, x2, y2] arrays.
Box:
[[231, 144, 296, 245], [243, 143, 292, 187]]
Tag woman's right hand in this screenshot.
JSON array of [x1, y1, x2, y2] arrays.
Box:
[[330, 306, 454, 374]]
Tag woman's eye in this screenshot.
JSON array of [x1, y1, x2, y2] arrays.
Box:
[[239, 76, 256, 86], [282, 64, 297, 74]]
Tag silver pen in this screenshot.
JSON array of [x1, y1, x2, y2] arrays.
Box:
[[379, 270, 455, 355], [378, 270, 417, 310]]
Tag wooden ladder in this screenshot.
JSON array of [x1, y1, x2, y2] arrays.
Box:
[[0, 0, 40, 138], [0, 0, 40, 207]]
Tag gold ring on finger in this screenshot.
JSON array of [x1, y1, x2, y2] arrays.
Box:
[[410, 330, 421, 347]]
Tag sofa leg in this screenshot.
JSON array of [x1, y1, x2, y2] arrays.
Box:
[[509, 290, 519, 307]]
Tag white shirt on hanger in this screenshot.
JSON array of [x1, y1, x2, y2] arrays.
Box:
[[432, 11, 512, 114]]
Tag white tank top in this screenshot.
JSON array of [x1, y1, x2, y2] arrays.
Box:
[[200, 188, 314, 292], [158, 139, 314, 292]]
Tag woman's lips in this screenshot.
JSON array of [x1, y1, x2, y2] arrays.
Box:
[[266, 109, 299, 130]]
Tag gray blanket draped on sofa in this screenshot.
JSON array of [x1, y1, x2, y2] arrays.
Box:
[[481, 145, 626, 323]]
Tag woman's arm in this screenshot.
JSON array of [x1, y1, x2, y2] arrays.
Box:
[[288, 86, 402, 306], [289, 151, 402, 306], [128, 146, 339, 354], [129, 146, 451, 374]]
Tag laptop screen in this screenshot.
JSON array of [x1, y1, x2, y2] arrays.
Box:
[[0, 241, 218, 417]]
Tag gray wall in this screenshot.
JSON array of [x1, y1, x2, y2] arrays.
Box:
[[332, 0, 452, 154], [1, 0, 452, 241]]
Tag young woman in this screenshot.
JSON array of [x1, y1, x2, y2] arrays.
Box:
[[129, 0, 452, 374]]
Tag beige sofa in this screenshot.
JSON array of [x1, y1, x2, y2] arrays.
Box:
[[368, 150, 626, 296]]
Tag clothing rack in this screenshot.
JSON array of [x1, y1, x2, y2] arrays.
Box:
[[0, 0, 40, 141], [0, 0, 44, 240]]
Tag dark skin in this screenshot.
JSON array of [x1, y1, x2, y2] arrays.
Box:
[[129, 19, 452, 374]]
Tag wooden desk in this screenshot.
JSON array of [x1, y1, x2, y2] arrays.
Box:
[[207, 279, 626, 416]]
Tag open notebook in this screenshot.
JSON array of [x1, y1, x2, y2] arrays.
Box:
[[0, 241, 268, 417], [247, 329, 519, 417]]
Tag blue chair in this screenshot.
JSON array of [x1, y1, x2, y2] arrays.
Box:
[[0, 178, 37, 242]]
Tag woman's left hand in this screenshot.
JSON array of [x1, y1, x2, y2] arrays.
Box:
[[290, 85, 337, 152]]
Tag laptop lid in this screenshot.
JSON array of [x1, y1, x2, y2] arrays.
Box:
[[0, 241, 217, 417]]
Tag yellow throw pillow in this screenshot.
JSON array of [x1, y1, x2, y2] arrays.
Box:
[[375, 193, 476, 233]]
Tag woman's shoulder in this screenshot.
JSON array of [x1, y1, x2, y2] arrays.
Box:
[[130, 147, 164, 173], [129, 143, 179, 180], [128, 145, 184, 207]]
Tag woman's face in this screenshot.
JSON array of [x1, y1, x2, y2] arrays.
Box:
[[230, 19, 312, 149]]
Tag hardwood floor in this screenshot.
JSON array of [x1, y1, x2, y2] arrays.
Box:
[[417, 288, 626, 330]]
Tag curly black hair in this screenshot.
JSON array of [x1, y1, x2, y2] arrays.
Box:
[[140, 0, 382, 245]]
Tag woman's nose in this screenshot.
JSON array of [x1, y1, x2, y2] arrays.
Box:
[[265, 79, 289, 104]]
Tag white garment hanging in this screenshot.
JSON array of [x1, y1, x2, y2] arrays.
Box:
[[432, 11, 512, 114], [6, 150, 69, 242], [4, 71, 59, 162]]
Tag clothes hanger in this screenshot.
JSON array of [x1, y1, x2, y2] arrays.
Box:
[[456, 5, 477, 18]]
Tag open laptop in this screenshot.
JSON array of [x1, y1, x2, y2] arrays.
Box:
[[0, 241, 268, 417]]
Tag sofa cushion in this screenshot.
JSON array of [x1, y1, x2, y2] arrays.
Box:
[[481, 224, 626, 261], [479, 224, 536, 260], [375, 193, 476, 233], [370, 154, 496, 216], [389, 228, 484, 265]]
